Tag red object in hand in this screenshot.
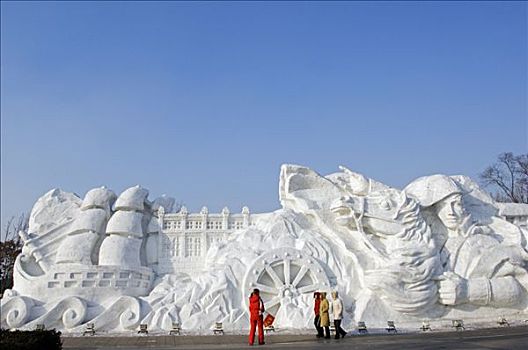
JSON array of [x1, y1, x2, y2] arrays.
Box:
[[263, 314, 275, 327]]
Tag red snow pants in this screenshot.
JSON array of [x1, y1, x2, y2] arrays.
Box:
[[248, 314, 264, 345]]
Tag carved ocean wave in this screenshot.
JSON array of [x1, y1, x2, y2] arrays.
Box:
[[71, 296, 141, 332], [23, 296, 87, 330], [0, 295, 35, 329]]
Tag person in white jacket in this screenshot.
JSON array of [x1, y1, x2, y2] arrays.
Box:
[[330, 291, 347, 339]]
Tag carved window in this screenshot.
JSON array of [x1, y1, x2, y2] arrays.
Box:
[[170, 237, 177, 256], [185, 237, 193, 257], [174, 237, 180, 256], [186, 221, 201, 230], [194, 237, 201, 256]]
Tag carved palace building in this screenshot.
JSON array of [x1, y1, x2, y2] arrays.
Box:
[[157, 206, 255, 274]]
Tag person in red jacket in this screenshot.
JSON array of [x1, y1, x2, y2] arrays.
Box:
[[313, 292, 324, 337], [248, 288, 265, 345]]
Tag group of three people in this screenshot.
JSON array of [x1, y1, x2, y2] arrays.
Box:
[[247, 288, 347, 346], [313, 291, 347, 339]]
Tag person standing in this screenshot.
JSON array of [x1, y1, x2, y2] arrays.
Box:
[[319, 292, 331, 339], [331, 291, 347, 339], [313, 292, 324, 337], [248, 288, 265, 346]]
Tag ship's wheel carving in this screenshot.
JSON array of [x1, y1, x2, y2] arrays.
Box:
[[243, 247, 331, 316]]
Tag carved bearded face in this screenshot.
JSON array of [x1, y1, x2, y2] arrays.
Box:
[[435, 193, 465, 231]]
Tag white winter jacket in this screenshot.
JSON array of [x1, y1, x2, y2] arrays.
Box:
[[331, 298, 343, 320]]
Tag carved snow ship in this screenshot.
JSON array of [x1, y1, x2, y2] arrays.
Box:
[[2, 165, 528, 333]]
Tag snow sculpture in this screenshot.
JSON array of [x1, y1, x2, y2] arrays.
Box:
[[2, 186, 172, 331], [405, 175, 528, 316], [145, 195, 176, 270], [2, 165, 527, 333], [329, 170, 441, 317], [99, 186, 149, 268], [55, 187, 116, 265]]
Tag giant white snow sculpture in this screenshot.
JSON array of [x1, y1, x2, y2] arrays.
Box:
[[2, 165, 527, 332]]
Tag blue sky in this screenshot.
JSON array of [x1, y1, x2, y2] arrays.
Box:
[[1, 1, 526, 226]]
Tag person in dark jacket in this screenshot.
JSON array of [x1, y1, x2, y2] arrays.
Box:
[[248, 288, 265, 345], [313, 292, 324, 337]]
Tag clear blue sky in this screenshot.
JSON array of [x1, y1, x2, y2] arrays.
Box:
[[1, 1, 527, 226]]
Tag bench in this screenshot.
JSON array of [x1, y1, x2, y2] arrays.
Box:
[[169, 322, 181, 335], [137, 324, 148, 335], [497, 318, 510, 327], [213, 322, 224, 335], [264, 325, 275, 333], [386, 321, 397, 333], [452, 319, 465, 331], [35, 324, 46, 331], [420, 321, 432, 332], [357, 321, 368, 334], [82, 323, 95, 336]]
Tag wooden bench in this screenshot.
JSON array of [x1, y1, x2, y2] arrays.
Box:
[[82, 323, 95, 336], [420, 321, 432, 332], [213, 322, 224, 335], [497, 317, 510, 327], [169, 322, 181, 335], [137, 324, 148, 335], [386, 321, 397, 333], [452, 319, 465, 331], [357, 321, 368, 334]]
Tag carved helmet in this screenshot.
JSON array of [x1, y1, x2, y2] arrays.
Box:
[[404, 174, 463, 207]]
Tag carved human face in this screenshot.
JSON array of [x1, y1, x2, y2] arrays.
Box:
[[435, 194, 465, 231]]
